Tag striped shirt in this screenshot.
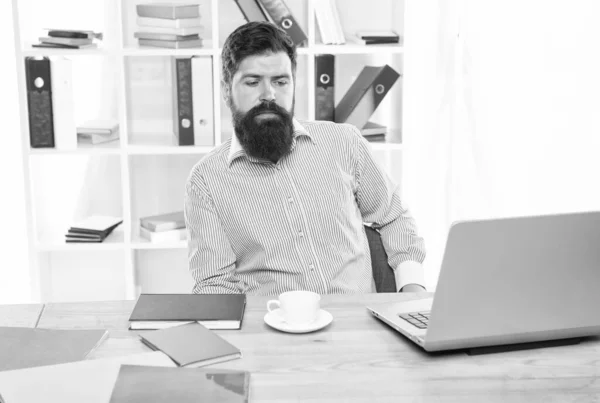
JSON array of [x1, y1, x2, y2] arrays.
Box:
[[184, 119, 426, 296]]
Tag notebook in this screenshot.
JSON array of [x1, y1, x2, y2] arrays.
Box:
[[139, 322, 241, 367], [109, 365, 251, 403], [0, 327, 108, 371], [129, 294, 247, 330], [0, 352, 175, 403]]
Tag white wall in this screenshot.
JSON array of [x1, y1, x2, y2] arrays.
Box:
[[0, 0, 32, 303]]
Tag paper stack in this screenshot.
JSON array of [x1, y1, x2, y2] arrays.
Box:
[[66, 215, 123, 243], [134, 3, 204, 49], [139, 211, 187, 243]]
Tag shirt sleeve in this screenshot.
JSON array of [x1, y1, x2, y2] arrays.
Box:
[[184, 173, 242, 294], [350, 126, 427, 291]]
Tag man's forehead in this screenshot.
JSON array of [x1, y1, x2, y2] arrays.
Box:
[[235, 51, 292, 77]]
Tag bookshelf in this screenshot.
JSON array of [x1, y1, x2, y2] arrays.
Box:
[[13, 0, 408, 302]]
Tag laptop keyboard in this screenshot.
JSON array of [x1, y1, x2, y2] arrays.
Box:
[[398, 311, 430, 329]]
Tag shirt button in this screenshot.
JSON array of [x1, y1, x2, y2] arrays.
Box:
[[288, 197, 293, 203], [299, 231, 304, 238], [309, 264, 315, 271]]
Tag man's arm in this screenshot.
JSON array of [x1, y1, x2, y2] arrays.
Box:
[[350, 126, 426, 292], [184, 175, 242, 294]]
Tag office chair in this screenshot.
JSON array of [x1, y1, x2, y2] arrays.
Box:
[[364, 225, 397, 293]]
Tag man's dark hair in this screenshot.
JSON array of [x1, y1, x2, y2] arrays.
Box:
[[221, 21, 297, 90]]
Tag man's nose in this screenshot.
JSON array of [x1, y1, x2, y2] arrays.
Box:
[[259, 81, 276, 102]]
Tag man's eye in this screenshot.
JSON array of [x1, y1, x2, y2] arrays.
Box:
[[274, 80, 288, 86], [246, 81, 259, 87]]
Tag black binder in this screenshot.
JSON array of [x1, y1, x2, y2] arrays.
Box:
[[172, 57, 194, 146], [234, 0, 268, 22], [315, 54, 335, 121], [256, 0, 307, 46], [334, 64, 400, 130], [25, 57, 55, 148]]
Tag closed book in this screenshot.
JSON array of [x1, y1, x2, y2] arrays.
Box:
[[356, 30, 400, 40], [25, 57, 55, 148], [140, 211, 185, 232], [334, 64, 400, 130], [191, 56, 214, 146], [256, 0, 307, 46], [0, 327, 107, 372], [314, 54, 335, 121], [140, 227, 188, 243], [234, 0, 268, 22], [39, 36, 93, 46], [69, 215, 123, 233], [45, 29, 103, 40], [78, 131, 120, 145], [50, 57, 77, 150], [33, 42, 98, 49], [0, 352, 175, 403], [137, 16, 202, 28], [136, 3, 200, 19], [109, 366, 250, 403], [139, 323, 241, 367], [77, 119, 119, 134], [134, 32, 199, 41], [129, 294, 247, 330], [132, 25, 203, 36], [139, 38, 203, 49], [172, 57, 194, 145], [361, 121, 387, 136]]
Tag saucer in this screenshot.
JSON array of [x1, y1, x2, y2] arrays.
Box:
[[264, 309, 333, 334]]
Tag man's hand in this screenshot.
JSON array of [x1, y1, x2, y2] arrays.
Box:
[[399, 284, 426, 293]]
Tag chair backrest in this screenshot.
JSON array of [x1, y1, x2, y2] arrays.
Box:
[[364, 226, 397, 293]]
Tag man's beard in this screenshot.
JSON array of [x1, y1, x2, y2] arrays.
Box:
[[232, 99, 295, 163]]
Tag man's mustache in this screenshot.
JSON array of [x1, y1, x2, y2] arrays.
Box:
[[247, 101, 289, 118]]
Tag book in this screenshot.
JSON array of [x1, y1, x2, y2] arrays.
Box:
[[32, 43, 98, 49], [140, 227, 188, 243], [356, 30, 400, 40], [25, 57, 55, 148], [39, 36, 93, 46], [109, 366, 251, 403], [0, 352, 175, 403], [137, 16, 202, 28], [140, 211, 185, 232], [69, 215, 123, 234], [138, 38, 203, 49], [139, 322, 241, 367], [134, 32, 199, 41], [0, 326, 108, 372], [334, 64, 400, 130], [132, 25, 203, 36], [77, 130, 120, 145], [361, 121, 387, 136], [45, 29, 103, 40], [129, 294, 247, 330], [136, 3, 200, 19]]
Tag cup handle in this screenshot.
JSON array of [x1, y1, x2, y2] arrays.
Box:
[[267, 300, 280, 313]]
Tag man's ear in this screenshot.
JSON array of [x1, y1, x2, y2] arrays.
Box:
[[221, 81, 231, 107]]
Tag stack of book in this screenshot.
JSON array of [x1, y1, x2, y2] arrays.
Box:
[[33, 29, 102, 49], [140, 211, 187, 243], [134, 3, 204, 49], [65, 215, 123, 243], [349, 30, 402, 46], [77, 119, 120, 145]]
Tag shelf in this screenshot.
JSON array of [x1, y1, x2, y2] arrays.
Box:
[[311, 43, 404, 55], [28, 141, 121, 155], [121, 41, 215, 57], [127, 133, 214, 155], [21, 43, 113, 57], [36, 228, 126, 252], [131, 238, 188, 250]]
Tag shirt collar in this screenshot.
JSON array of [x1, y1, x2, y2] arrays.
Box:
[[227, 118, 314, 167]]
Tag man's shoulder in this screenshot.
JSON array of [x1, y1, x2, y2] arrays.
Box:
[[187, 139, 232, 185], [300, 120, 362, 144]]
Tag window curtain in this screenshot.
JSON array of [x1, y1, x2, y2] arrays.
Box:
[[403, 0, 600, 290]]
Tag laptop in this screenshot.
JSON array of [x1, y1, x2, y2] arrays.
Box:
[[367, 211, 600, 353]]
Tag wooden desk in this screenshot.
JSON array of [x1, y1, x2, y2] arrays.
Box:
[[6, 294, 600, 402]]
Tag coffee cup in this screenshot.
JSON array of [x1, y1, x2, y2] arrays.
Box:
[[267, 290, 321, 325]]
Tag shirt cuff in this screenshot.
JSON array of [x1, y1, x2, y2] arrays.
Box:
[[395, 261, 426, 292]]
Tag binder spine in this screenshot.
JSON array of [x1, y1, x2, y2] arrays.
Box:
[[191, 56, 214, 146], [25, 57, 55, 148], [315, 54, 335, 121], [172, 57, 194, 146], [234, 0, 269, 22], [51, 57, 77, 150], [256, 0, 307, 46]]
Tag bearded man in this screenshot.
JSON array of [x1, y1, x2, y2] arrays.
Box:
[[184, 21, 426, 296]]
